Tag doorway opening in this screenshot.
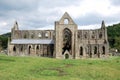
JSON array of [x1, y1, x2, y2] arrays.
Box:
[[65, 54, 69, 59]]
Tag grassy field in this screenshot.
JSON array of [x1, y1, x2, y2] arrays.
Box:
[[0, 54, 120, 80]]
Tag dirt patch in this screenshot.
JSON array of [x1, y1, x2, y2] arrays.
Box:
[[65, 64, 73, 67], [116, 60, 119, 63], [50, 67, 68, 76], [87, 62, 93, 65], [31, 67, 68, 76]]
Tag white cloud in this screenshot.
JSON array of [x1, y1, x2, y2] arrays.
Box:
[[37, 25, 54, 30], [60, 0, 120, 18], [0, 21, 11, 34]]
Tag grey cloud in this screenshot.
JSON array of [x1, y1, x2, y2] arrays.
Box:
[[74, 13, 120, 26], [38, 0, 82, 8], [74, 13, 102, 26], [0, 0, 39, 11], [110, 0, 120, 6]]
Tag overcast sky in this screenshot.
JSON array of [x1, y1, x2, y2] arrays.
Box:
[[0, 0, 120, 34]]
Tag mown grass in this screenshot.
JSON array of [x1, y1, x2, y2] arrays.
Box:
[[0, 54, 120, 80]]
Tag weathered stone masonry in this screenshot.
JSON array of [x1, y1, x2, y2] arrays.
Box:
[[8, 12, 109, 59]]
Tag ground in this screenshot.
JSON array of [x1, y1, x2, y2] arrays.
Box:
[[0, 54, 120, 80]]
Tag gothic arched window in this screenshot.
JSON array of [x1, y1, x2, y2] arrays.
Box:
[[99, 32, 102, 39], [84, 32, 88, 39], [62, 28, 72, 54], [24, 34, 27, 38], [31, 33, 34, 38], [45, 32, 48, 38], [38, 33, 42, 38], [92, 32, 95, 39]]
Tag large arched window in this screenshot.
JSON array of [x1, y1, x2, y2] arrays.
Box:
[[99, 32, 102, 39], [62, 28, 72, 54]]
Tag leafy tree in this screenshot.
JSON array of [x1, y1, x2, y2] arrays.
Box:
[[107, 23, 120, 52], [114, 37, 120, 52]]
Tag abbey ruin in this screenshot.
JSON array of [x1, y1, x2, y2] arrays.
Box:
[[8, 12, 109, 59]]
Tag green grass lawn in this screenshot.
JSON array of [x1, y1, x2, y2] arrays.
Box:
[[0, 54, 120, 80]]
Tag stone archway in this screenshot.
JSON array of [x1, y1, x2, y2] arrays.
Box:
[[36, 45, 39, 56], [102, 46, 105, 55], [13, 46, 16, 52], [65, 54, 69, 59], [94, 46, 97, 54], [28, 46, 31, 55], [80, 47, 83, 56], [62, 28, 72, 55]]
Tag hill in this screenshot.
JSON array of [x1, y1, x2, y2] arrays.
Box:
[[1, 32, 11, 37]]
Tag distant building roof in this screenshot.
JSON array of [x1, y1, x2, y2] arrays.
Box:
[[11, 39, 54, 44]]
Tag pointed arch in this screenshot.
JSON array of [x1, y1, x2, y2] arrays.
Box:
[[65, 54, 69, 59], [102, 46, 105, 55], [13, 46, 16, 52], [28, 45, 31, 55], [62, 28, 72, 55], [36, 45, 39, 56], [23, 31, 29, 39], [24, 34, 27, 38], [59, 12, 75, 24], [20, 46, 23, 52], [80, 47, 83, 56], [94, 46, 97, 54], [36, 45, 39, 50]]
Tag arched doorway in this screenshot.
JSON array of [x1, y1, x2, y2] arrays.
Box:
[[80, 47, 83, 56], [13, 46, 16, 52], [102, 46, 105, 55], [65, 54, 69, 59], [94, 46, 97, 54], [36, 45, 39, 56], [62, 28, 72, 55], [28, 46, 31, 55], [21, 46, 23, 52]]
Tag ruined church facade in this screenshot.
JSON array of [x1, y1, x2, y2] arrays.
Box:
[[8, 12, 109, 59]]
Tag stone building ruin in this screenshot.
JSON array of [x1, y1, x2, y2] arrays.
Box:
[[8, 12, 109, 59]]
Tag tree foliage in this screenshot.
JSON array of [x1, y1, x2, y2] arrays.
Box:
[[0, 32, 11, 50], [107, 23, 120, 51]]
